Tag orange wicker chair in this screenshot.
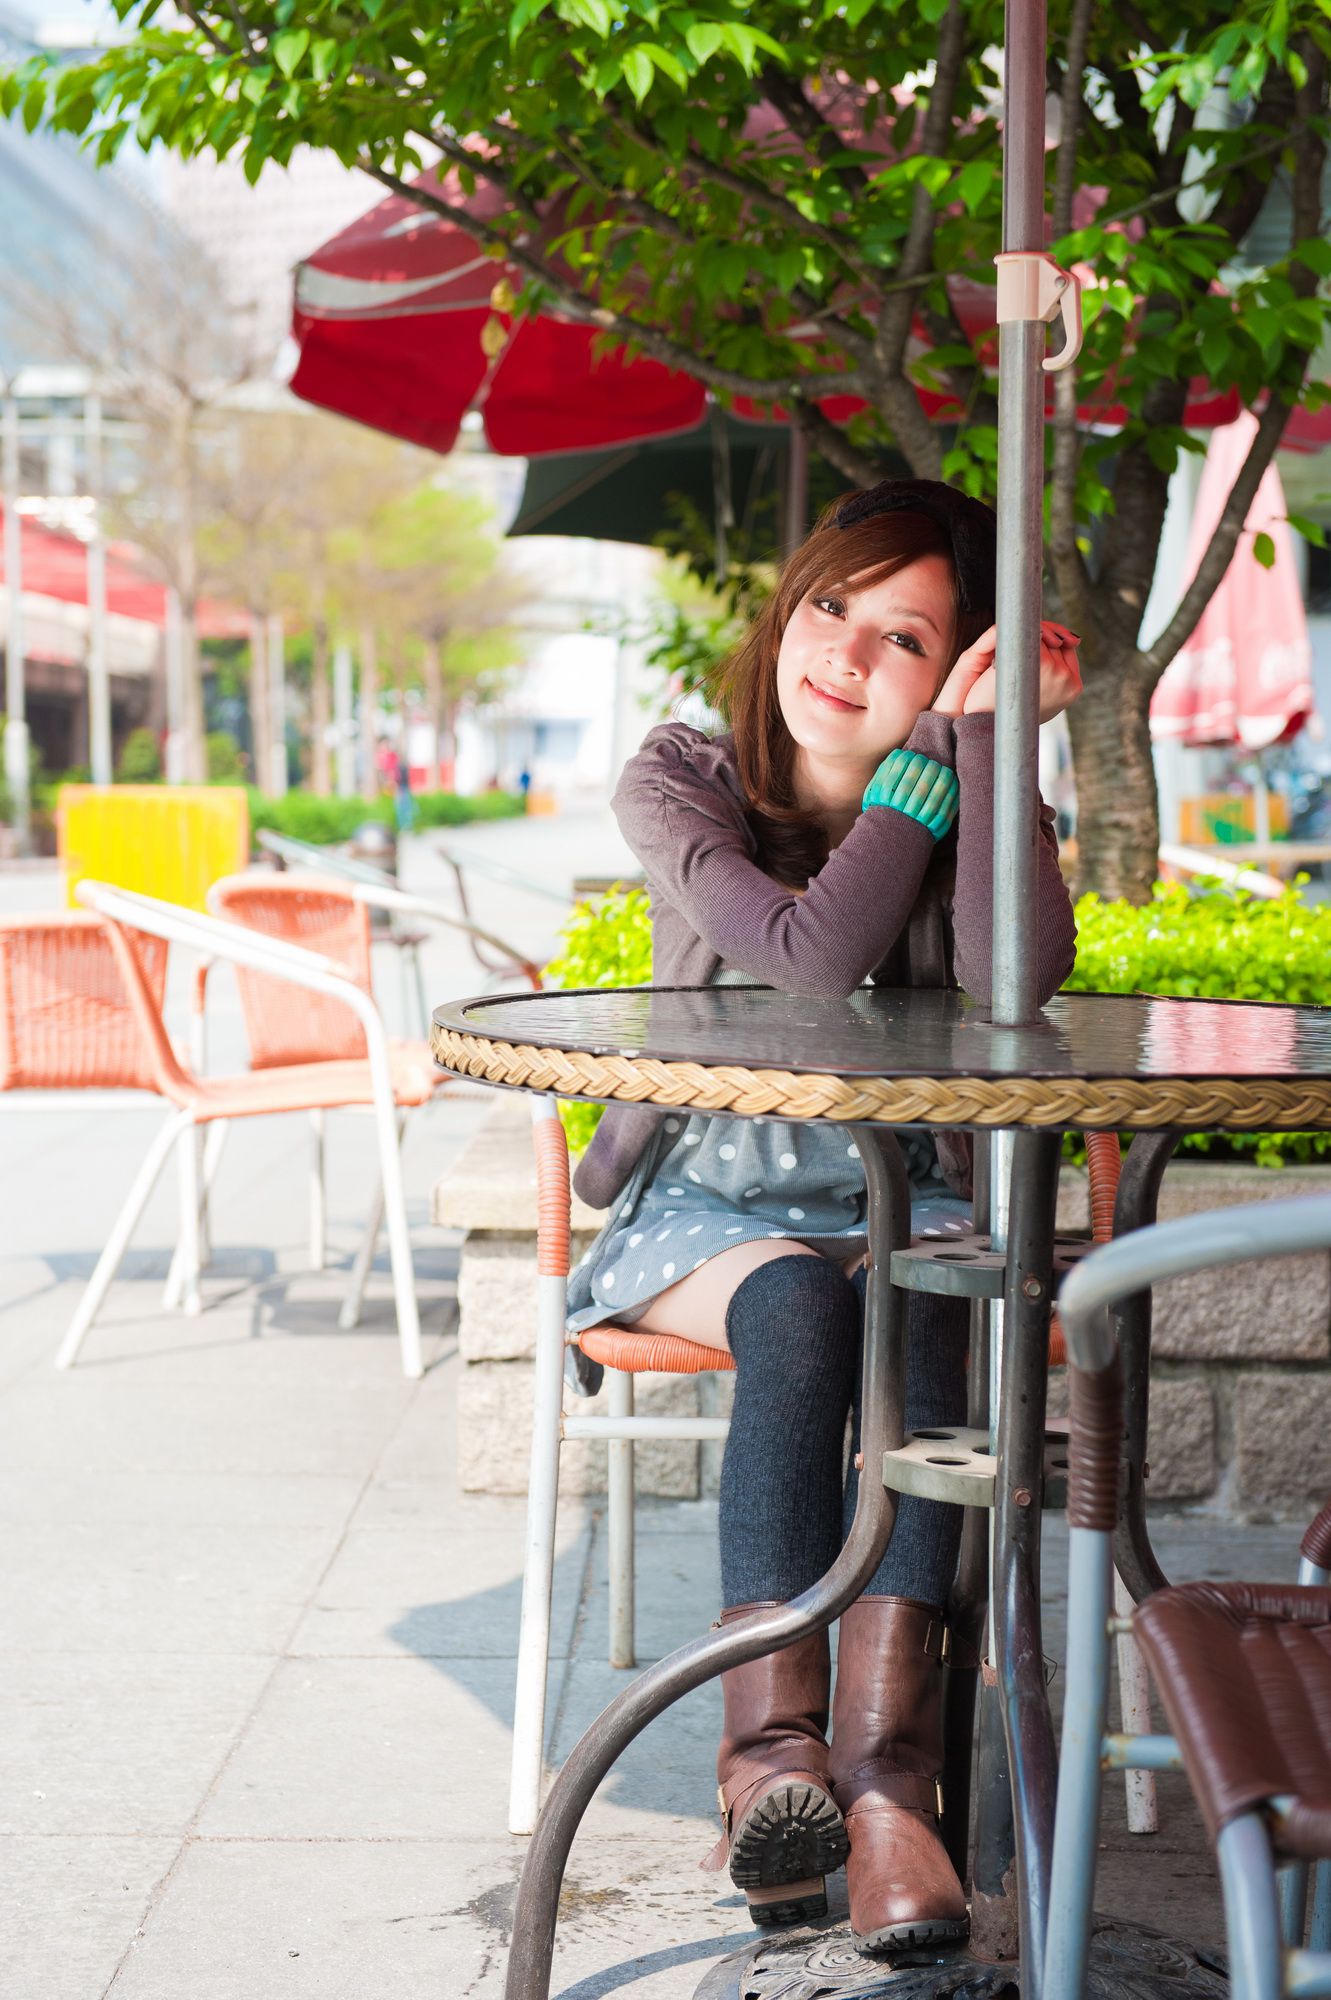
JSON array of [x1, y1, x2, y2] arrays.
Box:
[[201, 872, 456, 1325], [507, 1106, 1133, 1836], [56, 882, 439, 1376]]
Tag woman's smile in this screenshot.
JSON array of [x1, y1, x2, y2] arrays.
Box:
[[804, 675, 865, 714]]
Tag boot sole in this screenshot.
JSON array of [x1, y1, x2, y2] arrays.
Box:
[[728, 1781, 848, 1930], [856, 1912, 971, 1957]]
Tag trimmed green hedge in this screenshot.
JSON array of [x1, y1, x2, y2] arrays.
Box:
[[543, 879, 1331, 1168], [247, 788, 525, 846]]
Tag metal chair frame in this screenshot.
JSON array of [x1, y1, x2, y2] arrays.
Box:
[[1047, 1193, 1331, 2000]]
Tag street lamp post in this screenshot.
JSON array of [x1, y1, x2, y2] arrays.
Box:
[[3, 390, 29, 854], [85, 392, 112, 786]]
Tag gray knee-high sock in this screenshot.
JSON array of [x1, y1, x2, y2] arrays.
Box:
[[842, 1272, 968, 1607], [718, 1255, 860, 1609]]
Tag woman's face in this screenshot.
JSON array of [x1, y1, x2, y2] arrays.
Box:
[[775, 553, 955, 772]]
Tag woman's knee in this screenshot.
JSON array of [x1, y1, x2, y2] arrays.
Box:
[[726, 1251, 861, 1388]]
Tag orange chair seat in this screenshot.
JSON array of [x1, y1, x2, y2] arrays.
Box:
[[578, 1325, 736, 1374], [178, 1039, 445, 1123]]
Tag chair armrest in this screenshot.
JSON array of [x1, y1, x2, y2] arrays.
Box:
[[350, 882, 544, 990]]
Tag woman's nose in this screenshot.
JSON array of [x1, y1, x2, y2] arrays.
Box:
[[827, 629, 871, 677]]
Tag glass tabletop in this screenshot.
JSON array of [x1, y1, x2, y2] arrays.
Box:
[[433, 984, 1331, 1086]]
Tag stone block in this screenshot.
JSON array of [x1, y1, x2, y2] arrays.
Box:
[[1143, 1378, 1216, 1501], [1234, 1373, 1331, 1518], [456, 1231, 600, 1362], [1151, 1167, 1331, 1362], [433, 1095, 606, 1233], [457, 1361, 701, 1499]]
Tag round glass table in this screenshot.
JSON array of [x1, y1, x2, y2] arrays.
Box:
[[432, 984, 1331, 2000]]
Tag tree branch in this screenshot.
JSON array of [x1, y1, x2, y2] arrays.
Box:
[[1048, 0, 1096, 638], [357, 161, 871, 406], [875, 0, 967, 376], [791, 399, 883, 488], [757, 67, 874, 189]]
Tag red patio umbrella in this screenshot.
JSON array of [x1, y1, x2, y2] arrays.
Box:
[[289, 166, 1329, 461]]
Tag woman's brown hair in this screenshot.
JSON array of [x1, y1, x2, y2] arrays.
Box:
[[706, 495, 992, 887]]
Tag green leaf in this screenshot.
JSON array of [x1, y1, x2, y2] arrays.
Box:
[[310, 38, 339, 83], [1293, 237, 1331, 278], [1287, 514, 1327, 549], [955, 160, 994, 216], [1253, 531, 1276, 568], [271, 29, 309, 80], [621, 46, 653, 104], [684, 21, 722, 64]]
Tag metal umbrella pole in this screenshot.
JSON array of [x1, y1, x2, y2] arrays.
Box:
[[976, 1, 1084, 1985], [3, 387, 30, 855]]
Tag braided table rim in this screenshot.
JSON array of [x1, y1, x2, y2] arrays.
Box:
[[430, 1025, 1331, 1132]]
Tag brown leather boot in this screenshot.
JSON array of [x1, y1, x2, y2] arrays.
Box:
[[701, 1604, 848, 1929], [829, 1595, 970, 1955]]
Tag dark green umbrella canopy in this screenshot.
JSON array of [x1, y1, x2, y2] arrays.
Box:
[[506, 412, 873, 559]]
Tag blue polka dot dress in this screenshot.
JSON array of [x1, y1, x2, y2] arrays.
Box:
[[565, 986, 971, 1339]]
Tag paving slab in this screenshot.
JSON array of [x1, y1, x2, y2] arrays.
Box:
[[1, 1836, 177, 2000]]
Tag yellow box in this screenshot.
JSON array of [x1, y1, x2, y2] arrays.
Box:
[[1178, 793, 1290, 845], [58, 786, 250, 912]]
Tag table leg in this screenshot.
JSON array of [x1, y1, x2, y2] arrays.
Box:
[[503, 1128, 913, 2000], [1112, 1133, 1179, 1605], [987, 1127, 1062, 1994]]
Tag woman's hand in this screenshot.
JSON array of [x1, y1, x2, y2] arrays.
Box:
[[931, 622, 1082, 724]]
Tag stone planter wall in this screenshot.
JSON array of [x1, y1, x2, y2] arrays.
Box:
[[437, 1099, 1331, 1519]]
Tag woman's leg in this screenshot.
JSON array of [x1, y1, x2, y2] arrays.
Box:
[[649, 1246, 860, 1928], [830, 1276, 971, 1950], [843, 1277, 968, 1605]]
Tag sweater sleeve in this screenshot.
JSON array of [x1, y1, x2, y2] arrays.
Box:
[[613, 714, 958, 1000], [948, 712, 1078, 1006]]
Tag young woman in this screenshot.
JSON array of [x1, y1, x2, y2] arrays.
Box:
[[566, 479, 1080, 1955]]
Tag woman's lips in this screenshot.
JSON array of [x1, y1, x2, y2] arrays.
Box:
[[805, 675, 864, 713]]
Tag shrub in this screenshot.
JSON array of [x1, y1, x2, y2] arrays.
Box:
[[542, 878, 1331, 1168], [205, 731, 247, 783], [116, 727, 162, 783], [247, 787, 526, 848], [543, 886, 653, 1152], [1068, 882, 1331, 1168]]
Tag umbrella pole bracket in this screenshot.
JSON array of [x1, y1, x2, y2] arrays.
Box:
[[995, 251, 1084, 372]]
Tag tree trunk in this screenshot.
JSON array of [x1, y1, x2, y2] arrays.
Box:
[[359, 624, 380, 802], [181, 605, 206, 784], [421, 638, 443, 787], [1064, 660, 1160, 903], [248, 609, 271, 793], [310, 617, 331, 796]]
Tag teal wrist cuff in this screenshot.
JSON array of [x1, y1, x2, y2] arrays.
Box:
[[861, 748, 960, 838]]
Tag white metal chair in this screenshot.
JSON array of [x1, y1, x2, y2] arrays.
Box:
[[59, 882, 434, 1377], [509, 1097, 734, 1834], [1047, 1193, 1331, 2000]]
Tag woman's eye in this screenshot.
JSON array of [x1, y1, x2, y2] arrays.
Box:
[[888, 632, 924, 655], [814, 595, 845, 617]]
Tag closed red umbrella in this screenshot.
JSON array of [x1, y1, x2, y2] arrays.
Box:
[[1150, 411, 1315, 752]]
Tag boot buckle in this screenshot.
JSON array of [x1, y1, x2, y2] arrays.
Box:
[[935, 1777, 945, 1819]]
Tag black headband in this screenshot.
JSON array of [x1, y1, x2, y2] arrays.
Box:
[[835, 478, 997, 624]]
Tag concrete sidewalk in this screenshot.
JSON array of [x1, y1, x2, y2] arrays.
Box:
[[0, 819, 1306, 1998]]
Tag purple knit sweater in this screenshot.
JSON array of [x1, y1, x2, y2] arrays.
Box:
[[572, 709, 1077, 1210]]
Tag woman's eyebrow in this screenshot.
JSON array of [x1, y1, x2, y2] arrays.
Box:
[[885, 605, 942, 638]]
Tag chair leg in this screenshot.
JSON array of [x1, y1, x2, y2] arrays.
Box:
[[1217, 1814, 1283, 2000], [1311, 1861, 1331, 1951], [607, 1370, 636, 1671], [1280, 1861, 1310, 1947], [509, 1271, 568, 1835], [164, 1119, 228, 1310], [56, 1109, 191, 1370], [309, 1110, 326, 1272], [340, 1150, 389, 1332], [410, 942, 430, 1040], [178, 1114, 202, 1316], [1114, 1571, 1159, 1834], [371, 1100, 422, 1379]]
